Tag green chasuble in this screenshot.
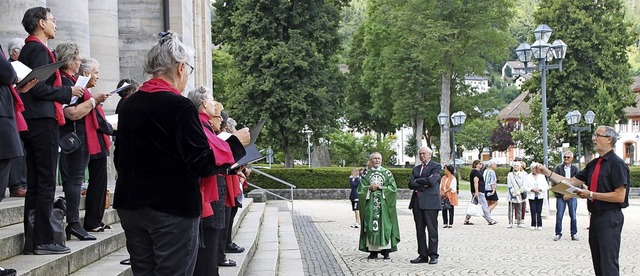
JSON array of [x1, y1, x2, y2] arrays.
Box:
[[358, 167, 400, 252]]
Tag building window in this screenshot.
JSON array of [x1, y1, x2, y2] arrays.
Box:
[[620, 124, 627, 133], [633, 120, 639, 132]]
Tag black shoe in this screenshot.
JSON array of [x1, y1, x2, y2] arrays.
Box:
[[382, 253, 390, 259], [66, 223, 96, 241], [428, 257, 438, 264], [410, 256, 428, 263], [367, 252, 378, 259], [119, 258, 131, 265], [34, 243, 70, 255], [218, 259, 236, 267], [225, 242, 245, 253], [0, 267, 17, 276]]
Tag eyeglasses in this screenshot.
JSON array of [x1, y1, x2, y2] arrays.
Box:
[[563, 156, 572, 159], [593, 133, 610, 138], [185, 63, 194, 75]]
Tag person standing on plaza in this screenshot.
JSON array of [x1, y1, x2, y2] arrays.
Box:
[[408, 147, 441, 264], [358, 152, 400, 260], [539, 126, 630, 276], [440, 164, 458, 229], [463, 160, 498, 226], [484, 161, 499, 213], [553, 151, 579, 241], [18, 6, 84, 255], [524, 162, 549, 230], [349, 168, 361, 228], [507, 162, 525, 228]]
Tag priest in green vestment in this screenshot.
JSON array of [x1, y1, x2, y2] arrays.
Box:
[[358, 152, 400, 259]]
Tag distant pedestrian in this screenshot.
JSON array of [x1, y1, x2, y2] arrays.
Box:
[[440, 164, 458, 229], [507, 162, 525, 228], [349, 168, 361, 228], [552, 150, 579, 241], [524, 162, 549, 230]]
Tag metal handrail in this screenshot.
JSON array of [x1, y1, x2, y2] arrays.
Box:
[[249, 167, 296, 211]]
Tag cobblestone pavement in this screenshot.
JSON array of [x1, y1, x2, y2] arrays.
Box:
[[292, 195, 640, 276]]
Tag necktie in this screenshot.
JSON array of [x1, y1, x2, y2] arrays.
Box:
[[419, 164, 425, 175], [589, 158, 603, 202]]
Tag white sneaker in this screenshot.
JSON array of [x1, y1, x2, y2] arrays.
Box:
[[537, 226, 543, 230], [530, 226, 536, 230], [507, 224, 513, 228]]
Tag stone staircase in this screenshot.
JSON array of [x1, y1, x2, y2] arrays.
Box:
[[0, 188, 302, 276]]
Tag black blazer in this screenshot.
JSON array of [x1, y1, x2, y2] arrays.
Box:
[[408, 161, 442, 210], [553, 163, 579, 198], [17, 40, 72, 120]]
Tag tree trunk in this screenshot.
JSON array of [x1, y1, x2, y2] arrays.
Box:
[[439, 73, 452, 165], [414, 117, 424, 164]]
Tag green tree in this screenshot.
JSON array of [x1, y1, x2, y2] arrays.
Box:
[[533, 0, 636, 129], [490, 123, 515, 152], [512, 94, 565, 165], [325, 131, 397, 166], [212, 0, 348, 168], [455, 117, 497, 160]]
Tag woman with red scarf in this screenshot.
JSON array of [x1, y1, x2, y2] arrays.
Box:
[[113, 31, 230, 275], [18, 6, 84, 255], [55, 43, 110, 242]]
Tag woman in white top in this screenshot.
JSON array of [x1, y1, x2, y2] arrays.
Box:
[[483, 162, 499, 213], [524, 163, 549, 230], [507, 162, 525, 228]]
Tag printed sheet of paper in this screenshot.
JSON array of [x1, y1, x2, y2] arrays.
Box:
[[11, 61, 32, 82], [550, 180, 582, 197], [69, 76, 91, 105]]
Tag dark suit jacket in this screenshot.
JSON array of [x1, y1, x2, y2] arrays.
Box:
[[408, 160, 442, 210], [0, 44, 23, 159], [553, 163, 578, 198], [17, 40, 71, 120]]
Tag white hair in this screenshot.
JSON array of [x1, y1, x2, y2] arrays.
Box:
[[144, 31, 195, 77]]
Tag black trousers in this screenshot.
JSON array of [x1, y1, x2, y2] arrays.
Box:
[[194, 217, 222, 276], [8, 142, 27, 190], [0, 158, 12, 202], [411, 200, 439, 259], [59, 131, 89, 224], [84, 157, 108, 229], [21, 118, 59, 246], [218, 206, 231, 263], [589, 208, 624, 276], [118, 207, 200, 276], [225, 205, 239, 245], [442, 206, 454, 225]]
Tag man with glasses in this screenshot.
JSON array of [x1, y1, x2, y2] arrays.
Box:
[[540, 126, 630, 276], [552, 151, 579, 241]]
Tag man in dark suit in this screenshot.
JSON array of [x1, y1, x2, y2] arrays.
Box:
[[408, 146, 442, 264], [553, 150, 579, 241]]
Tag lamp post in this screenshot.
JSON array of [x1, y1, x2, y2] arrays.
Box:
[[438, 111, 467, 172], [302, 126, 313, 168], [565, 110, 595, 168], [515, 24, 568, 168]]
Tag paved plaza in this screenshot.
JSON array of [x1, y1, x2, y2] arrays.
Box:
[[292, 194, 640, 275]]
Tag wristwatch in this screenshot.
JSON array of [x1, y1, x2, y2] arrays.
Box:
[[588, 191, 594, 201]]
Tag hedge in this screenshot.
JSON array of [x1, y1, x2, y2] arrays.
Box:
[[248, 165, 640, 189]]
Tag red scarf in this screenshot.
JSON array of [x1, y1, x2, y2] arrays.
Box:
[[24, 35, 65, 126], [225, 174, 242, 207], [2, 49, 27, 131], [61, 72, 105, 155], [198, 113, 234, 218], [138, 78, 181, 95]]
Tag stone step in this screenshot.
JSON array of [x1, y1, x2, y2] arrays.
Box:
[[0, 222, 125, 276], [68, 198, 256, 276], [245, 206, 279, 275], [220, 202, 266, 276], [277, 211, 304, 276]]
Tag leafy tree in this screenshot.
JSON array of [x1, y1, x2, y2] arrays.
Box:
[[211, 48, 240, 102], [338, 0, 367, 61], [212, 0, 348, 167], [455, 117, 497, 160], [490, 123, 515, 152], [325, 130, 397, 166], [533, 0, 636, 128]]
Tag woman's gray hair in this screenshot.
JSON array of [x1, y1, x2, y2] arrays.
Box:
[[186, 86, 212, 108], [54, 43, 81, 71], [8, 38, 24, 54], [78, 58, 99, 76], [144, 31, 195, 77], [600, 125, 618, 147], [226, 117, 237, 132]]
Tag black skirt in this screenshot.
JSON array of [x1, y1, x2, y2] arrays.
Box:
[[485, 190, 499, 201]]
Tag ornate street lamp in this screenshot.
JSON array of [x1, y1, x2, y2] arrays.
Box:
[[515, 24, 568, 168], [438, 111, 467, 171], [302, 125, 313, 168], [565, 110, 595, 168]]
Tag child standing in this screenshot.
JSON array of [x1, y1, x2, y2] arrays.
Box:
[[349, 168, 361, 228]]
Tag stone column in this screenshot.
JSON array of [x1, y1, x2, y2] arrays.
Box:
[[88, 0, 120, 113], [47, 0, 91, 56], [192, 0, 213, 90], [0, 0, 46, 52]]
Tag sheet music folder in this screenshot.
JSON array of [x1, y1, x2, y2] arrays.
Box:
[[230, 119, 266, 169], [15, 61, 65, 89]]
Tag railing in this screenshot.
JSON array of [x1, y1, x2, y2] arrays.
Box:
[[249, 167, 296, 211]]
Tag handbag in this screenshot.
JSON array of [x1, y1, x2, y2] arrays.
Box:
[[24, 197, 66, 253], [442, 198, 452, 209], [59, 122, 82, 154], [466, 197, 483, 217]]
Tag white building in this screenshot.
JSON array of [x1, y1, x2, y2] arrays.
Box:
[[464, 75, 490, 93]]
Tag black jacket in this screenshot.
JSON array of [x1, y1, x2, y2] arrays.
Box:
[[553, 163, 578, 198], [17, 40, 72, 120], [408, 161, 442, 210]]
